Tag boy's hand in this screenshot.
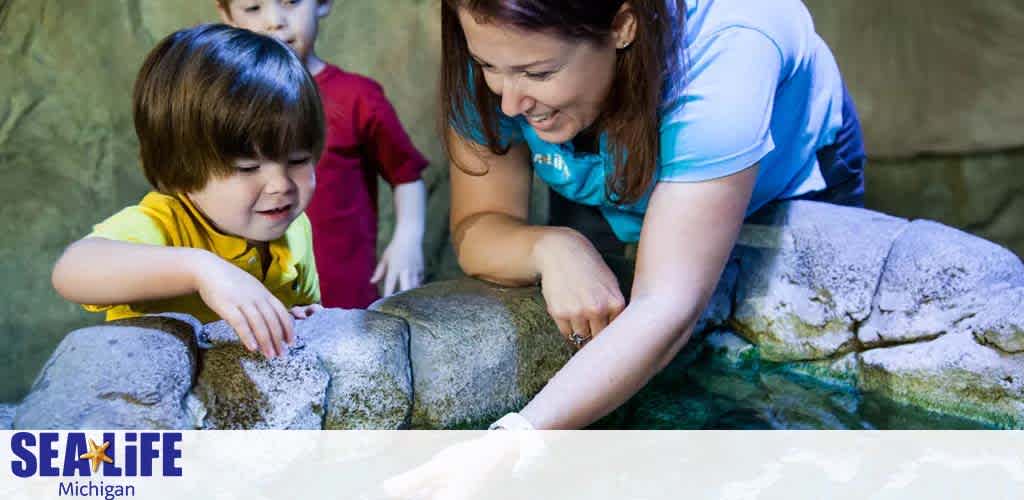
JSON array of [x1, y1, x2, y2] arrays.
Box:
[[371, 234, 424, 297], [290, 303, 323, 319], [191, 253, 294, 359]]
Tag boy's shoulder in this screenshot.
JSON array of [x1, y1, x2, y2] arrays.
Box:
[[314, 63, 387, 102], [89, 192, 183, 246]]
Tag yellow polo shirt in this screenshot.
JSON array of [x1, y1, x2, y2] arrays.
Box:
[[83, 192, 320, 323]]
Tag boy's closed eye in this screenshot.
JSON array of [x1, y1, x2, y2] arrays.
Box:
[[233, 154, 311, 173], [235, 161, 261, 173]]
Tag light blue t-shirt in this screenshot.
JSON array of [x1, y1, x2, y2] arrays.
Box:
[[460, 0, 845, 242]]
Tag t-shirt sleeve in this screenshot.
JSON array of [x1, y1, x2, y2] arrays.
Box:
[[359, 81, 429, 186], [658, 27, 782, 182], [292, 214, 321, 305], [87, 205, 169, 245]]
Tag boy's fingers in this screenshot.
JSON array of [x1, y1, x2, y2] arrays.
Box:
[[241, 304, 274, 358], [371, 259, 386, 284], [255, 301, 284, 357], [385, 269, 399, 296], [224, 308, 258, 352], [289, 306, 307, 319], [271, 298, 296, 347], [398, 271, 412, 292]]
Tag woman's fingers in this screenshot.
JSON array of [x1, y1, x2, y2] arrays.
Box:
[[587, 314, 609, 340], [569, 317, 591, 346]]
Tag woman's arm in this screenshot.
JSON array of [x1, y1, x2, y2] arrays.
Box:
[[448, 128, 552, 286], [519, 165, 759, 429]]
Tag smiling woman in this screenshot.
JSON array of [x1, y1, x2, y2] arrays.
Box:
[[439, 0, 866, 432]]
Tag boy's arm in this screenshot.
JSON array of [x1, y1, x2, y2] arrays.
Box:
[[371, 179, 427, 295], [356, 78, 430, 295], [52, 237, 294, 359], [52, 237, 208, 305]]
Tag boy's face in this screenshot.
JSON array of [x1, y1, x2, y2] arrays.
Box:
[[188, 153, 316, 243], [218, 0, 331, 64]]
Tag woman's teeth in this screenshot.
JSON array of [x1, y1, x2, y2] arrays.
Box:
[[527, 111, 555, 123]]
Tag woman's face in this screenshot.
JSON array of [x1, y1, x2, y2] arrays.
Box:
[[458, 8, 628, 144]]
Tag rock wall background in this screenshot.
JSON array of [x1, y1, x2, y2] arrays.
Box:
[[1, 0, 1021, 402]]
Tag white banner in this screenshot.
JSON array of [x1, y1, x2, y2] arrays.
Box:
[[2, 431, 1023, 499]]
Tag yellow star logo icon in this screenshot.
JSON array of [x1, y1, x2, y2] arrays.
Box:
[[79, 438, 113, 473]]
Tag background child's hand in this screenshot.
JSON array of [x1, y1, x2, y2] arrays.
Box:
[[371, 235, 424, 297], [193, 253, 294, 359], [290, 303, 323, 319]]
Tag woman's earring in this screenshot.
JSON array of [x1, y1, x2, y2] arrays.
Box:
[[618, 40, 632, 49]]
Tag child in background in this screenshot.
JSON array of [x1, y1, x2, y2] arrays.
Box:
[[51, 24, 324, 360], [217, 0, 430, 308]]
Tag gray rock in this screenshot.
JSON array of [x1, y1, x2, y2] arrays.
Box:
[[301, 309, 413, 429], [859, 220, 1024, 346], [704, 330, 759, 370], [695, 258, 739, 334], [968, 287, 1024, 354], [859, 330, 1024, 428], [0, 404, 15, 429], [732, 201, 908, 361], [14, 315, 199, 429], [781, 353, 861, 390], [371, 279, 573, 429], [192, 320, 329, 429]]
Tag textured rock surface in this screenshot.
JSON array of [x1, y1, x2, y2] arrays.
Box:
[[13, 316, 198, 429], [371, 279, 573, 429], [859, 220, 1024, 346], [968, 287, 1024, 354], [193, 320, 330, 430], [300, 309, 413, 429], [859, 331, 1024, 428], [732, 201, 908, 361]]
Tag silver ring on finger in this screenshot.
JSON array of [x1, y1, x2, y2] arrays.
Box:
[[569, 332, 589, 349]]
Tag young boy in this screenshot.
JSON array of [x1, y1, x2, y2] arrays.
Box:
[[51, 24, 324, 360], [216, 0, 430, 309]]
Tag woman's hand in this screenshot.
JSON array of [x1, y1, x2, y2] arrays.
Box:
[[533, 227, 626, 346], [192, 253, 294, 359], [381, 433, 520, 500]]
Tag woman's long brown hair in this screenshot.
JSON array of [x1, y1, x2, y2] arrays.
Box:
[[440, 0, 686, 204]]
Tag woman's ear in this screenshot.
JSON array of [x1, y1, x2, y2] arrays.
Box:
[[317, 0, 334, 19], [612, 2, 637, 49]]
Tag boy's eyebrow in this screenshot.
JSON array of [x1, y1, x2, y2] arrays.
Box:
[[469, 52, 557, 71]]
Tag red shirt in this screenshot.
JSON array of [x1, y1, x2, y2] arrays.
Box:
[[307, 65, 428, 308]]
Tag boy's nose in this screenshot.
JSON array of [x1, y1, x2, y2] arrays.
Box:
[[264, 4, 287, 31], [263, 168, 294, 195]]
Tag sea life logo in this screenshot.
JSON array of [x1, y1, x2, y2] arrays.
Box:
[[9, 432, 182, 499]]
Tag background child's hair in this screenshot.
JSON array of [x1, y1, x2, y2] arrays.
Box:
[[132, 23, 324, 193]]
